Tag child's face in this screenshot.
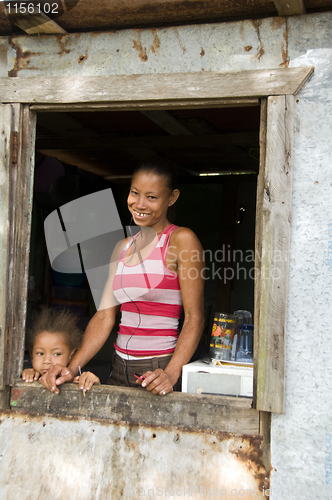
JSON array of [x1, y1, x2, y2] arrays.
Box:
[[31, 331, 75, 374]]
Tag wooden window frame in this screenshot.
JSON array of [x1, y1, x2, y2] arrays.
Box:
[[0, 67, 313, 428]]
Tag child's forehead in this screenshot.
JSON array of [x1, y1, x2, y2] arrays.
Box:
[[34, 331, 67, 346]]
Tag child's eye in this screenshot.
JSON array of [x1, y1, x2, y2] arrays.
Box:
[[148, 196, 156, 200], [36, 352, 44, 356], [54, 353, 62, 356]]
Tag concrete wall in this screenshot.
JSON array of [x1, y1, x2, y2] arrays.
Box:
[[0, 12, 331, 499]]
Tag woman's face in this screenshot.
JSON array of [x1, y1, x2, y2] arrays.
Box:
[[31, 331, 74, 375], [127, 171, 179, 232]]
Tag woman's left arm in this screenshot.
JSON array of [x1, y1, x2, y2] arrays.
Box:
[[141, 228, 205, 395]]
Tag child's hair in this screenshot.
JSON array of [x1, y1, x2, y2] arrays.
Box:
[[26, 307, 83, 354]]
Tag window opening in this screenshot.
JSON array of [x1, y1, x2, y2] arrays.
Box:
[[26, 105, 260, 393]]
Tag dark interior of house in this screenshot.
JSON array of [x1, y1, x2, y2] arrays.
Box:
[[26, 105, 260, 382]]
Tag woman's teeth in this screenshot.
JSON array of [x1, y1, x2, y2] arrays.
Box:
[[134, 210, 149, 217]]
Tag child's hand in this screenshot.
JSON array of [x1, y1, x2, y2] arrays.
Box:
[[22, 368, 41, 383], [73, 371, 100, 394]]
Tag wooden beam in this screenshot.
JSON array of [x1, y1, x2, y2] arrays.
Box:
[[38, 112, 100, 138], [6, 8, 67, 35], [31, 98, 260, 112], [255, 95, 294, 414], [11, 381, 259, 434], [35, 132, 259, 152], [140, 110, 193, 135], [0, 104, 12, 391], [0, 68, 314, 105], [273, 0, 306, 16], [6, 105, 36, 386]]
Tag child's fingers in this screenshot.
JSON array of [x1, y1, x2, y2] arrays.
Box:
[[73, 376, 80, 383], [22, 369, 38, 383], [78, 372, 100, 392], [34, 371, 41, 380]]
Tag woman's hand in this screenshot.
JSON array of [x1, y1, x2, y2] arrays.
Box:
[[22, 368, 41, 383], [39, 364, 76, 394], [137, 368, 174, 396], [73, 371, 100, 394]]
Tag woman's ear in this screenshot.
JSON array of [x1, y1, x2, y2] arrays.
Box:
[[169, 189, 180, 206]]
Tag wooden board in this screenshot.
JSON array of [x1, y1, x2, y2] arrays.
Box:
[[0, 68, 314, 105], [10, 381, 260, 435], [31, 98, 260, 112], [253, 99, 268, 408], [0, 104, 12, 391], [255, 95, 294, 414], [6, 105, 36, 386]]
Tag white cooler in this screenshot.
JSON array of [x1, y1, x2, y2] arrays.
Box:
[[182, 359, 253, 397]]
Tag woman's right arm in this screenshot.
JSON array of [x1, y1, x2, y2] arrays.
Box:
[[39, 239, 125, 393]]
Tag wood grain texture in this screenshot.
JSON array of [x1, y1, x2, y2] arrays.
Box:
[[11, 381, 259, 435], [0, 104, 12, 391], [6, 105, 36, 386], [30, 98, 260, 112], [255, 95, 294, 414], [253, 99, 268, 408], [0, 68, 314, 104]]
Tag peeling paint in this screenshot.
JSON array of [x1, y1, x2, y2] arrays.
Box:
[[200, 47, 205, 57], [244, 45, 253, 52]]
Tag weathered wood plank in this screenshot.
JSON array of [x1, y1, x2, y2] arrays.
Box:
[[11, 381, 259, 434], [253, 98, 267, 408], [0, 104, 12, 391], [6, 105, 36, 385], [6, 10, 67, 35], [274, 0, 306, 16], [0, 68, 314, 105], [255, 95, 294, 414], [31, 98, 260, 111]]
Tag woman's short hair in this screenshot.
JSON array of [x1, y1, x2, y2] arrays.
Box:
[[26, 307, 83, 353]]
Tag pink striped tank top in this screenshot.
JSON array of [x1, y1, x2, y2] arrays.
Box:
[[112, 224, 182, 357]]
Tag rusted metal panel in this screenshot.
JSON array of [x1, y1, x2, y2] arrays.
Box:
[[0, 411, 269, 499], [3, 18, 289, 78]]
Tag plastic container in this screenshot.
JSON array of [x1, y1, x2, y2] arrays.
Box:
[[236, 324, 254, 363], [232, 310, 252, 360], [209, 312, 236, 361]]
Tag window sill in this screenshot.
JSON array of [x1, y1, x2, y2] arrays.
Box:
[[10, 380, 259, 434]]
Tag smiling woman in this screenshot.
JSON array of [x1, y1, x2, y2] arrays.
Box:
[[39, 157, 206, 397]]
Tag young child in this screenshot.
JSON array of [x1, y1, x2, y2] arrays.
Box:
[[22, 307, 100, 393]]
